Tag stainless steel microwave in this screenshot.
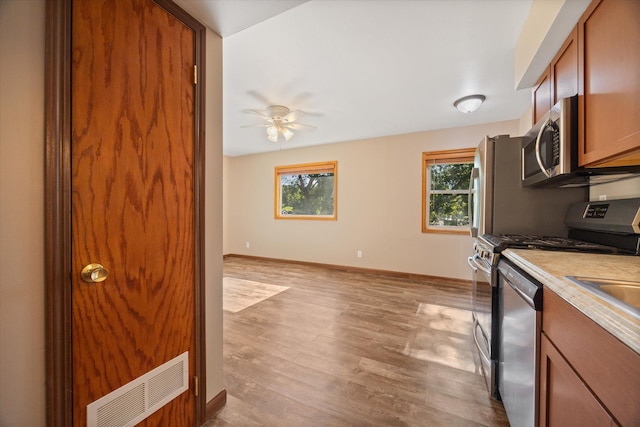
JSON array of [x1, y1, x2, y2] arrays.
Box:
[[521, 96, 577, 187], [521, 96, 640, 188]]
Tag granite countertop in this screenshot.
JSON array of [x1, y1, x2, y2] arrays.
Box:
[[502, 249, 640, 354]]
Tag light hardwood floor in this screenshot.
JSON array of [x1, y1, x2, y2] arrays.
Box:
[[203, 256, 509, 426]]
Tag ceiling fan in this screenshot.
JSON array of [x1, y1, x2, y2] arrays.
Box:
[[243, 105, 316, 142]]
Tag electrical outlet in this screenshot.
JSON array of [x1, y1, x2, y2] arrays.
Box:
[[246, 242, 250, 248], [357, 250, 362, 258]]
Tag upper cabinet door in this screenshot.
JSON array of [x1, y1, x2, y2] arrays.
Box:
[[532, 68, 552, 125], [551, 27, 578, 104], [578, 0, 640, 167], [532, 27, 578, 126]]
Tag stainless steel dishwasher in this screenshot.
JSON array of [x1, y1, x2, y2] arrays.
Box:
[[497, 258, 543, 427]]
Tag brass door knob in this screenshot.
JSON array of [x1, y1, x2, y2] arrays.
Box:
[[81, 263, 109, 283]]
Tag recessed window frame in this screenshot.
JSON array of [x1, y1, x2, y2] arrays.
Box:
[[274, 161, 338, 220], [422, 148, 475, 234]]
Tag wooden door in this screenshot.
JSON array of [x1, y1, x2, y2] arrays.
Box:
[[69, 0, 200, 425]]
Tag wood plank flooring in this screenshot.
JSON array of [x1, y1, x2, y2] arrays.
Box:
[[202, 256, 509, 426]]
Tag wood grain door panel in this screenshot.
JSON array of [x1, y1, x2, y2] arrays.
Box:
[[578, 0, 640, 166], [539, 334, 615, 427], [71, 0, 196, 425], [533, 69, 551, 125], [551, 27, 578, 104]]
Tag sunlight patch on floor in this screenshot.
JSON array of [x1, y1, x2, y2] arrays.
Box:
[[416, 303, 473, 334], [223, 277, 289, 313], [402, 303, 477, 372]]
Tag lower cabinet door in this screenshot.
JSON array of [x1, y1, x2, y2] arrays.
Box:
[[539, 333, 616, 427]]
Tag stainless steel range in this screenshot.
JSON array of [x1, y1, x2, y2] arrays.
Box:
[[468, 232, 618, 401], [470, 197, 640, 427], [467, 134, 586, 398]]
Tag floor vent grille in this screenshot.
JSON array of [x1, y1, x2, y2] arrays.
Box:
[[87, 351, 189, 427]]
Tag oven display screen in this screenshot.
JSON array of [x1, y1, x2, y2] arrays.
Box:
[[584, 203, 609, 219]]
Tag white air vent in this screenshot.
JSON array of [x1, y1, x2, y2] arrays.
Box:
[[87, 351, 189, 427]]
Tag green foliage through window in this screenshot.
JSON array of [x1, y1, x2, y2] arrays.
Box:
[[428, 163, 473, 227], [422, 148, 475, 233], [275, 161, 337, 220]]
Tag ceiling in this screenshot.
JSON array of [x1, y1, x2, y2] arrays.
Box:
[[174, 0, 536, 157]]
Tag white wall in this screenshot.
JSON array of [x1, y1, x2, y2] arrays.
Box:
[[0, 2, 224, 423], [223, 155, 232, 255], [224, 120, 520, 281], [0, 1, 46, 425], [204, 28, 224, 402], [589, 176, 640, 201]]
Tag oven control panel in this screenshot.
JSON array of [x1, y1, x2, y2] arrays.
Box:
[[584, 203, 609, 219], [565, 198, 640, 234]]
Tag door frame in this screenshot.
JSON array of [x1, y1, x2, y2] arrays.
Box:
[[44, 0, 207, 425]]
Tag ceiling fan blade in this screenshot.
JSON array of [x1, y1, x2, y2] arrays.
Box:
[[283, 110, 306, 122], [285, 123, 316, 131], [246, 90, 273, 106], [241, 123, 270, 128], [243, 108, 270, 119]]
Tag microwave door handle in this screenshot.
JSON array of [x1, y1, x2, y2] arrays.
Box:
[[535, 117, 552, 178], [468, 167, 479, 237]]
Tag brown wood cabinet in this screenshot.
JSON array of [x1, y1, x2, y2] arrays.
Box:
[[532, 69, 551, 125], [540, 333, 615, 427], [532, 28, 578, 125], [577, 0, 640, 167], [551, 27, 578, 106], [531, 0, 640, 167], [540, 289, 640, 427]]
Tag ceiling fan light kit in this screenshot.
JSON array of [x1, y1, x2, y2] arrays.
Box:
[[243, 104, 316, 143], [454, 94, 486, 113]]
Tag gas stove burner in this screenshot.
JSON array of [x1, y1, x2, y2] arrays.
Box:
[[480, 233, 620, 254]]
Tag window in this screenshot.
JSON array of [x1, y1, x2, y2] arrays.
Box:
[[422, 148, 475, 234], [275, 161, 337, 220]]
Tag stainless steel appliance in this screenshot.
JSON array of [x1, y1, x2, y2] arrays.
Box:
[[468, 134, 586, 397], [470, 135, 586, 239], [497, 258, 542, 427], [521, 96, 640, 188], [475, 198, 640, 427], [521, 96, 577, 187]]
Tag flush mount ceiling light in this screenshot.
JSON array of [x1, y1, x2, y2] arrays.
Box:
[[454, 95, 486, 113], [243, 105, 316, 143]]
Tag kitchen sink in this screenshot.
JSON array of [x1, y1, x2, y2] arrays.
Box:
[[565, 277, 640, 321]]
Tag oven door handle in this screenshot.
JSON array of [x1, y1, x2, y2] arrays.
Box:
[[535, 117, 552, 178], [467, 256, 478, 273], [472, 318, 491, 365], [468, 253, 491, 276]]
